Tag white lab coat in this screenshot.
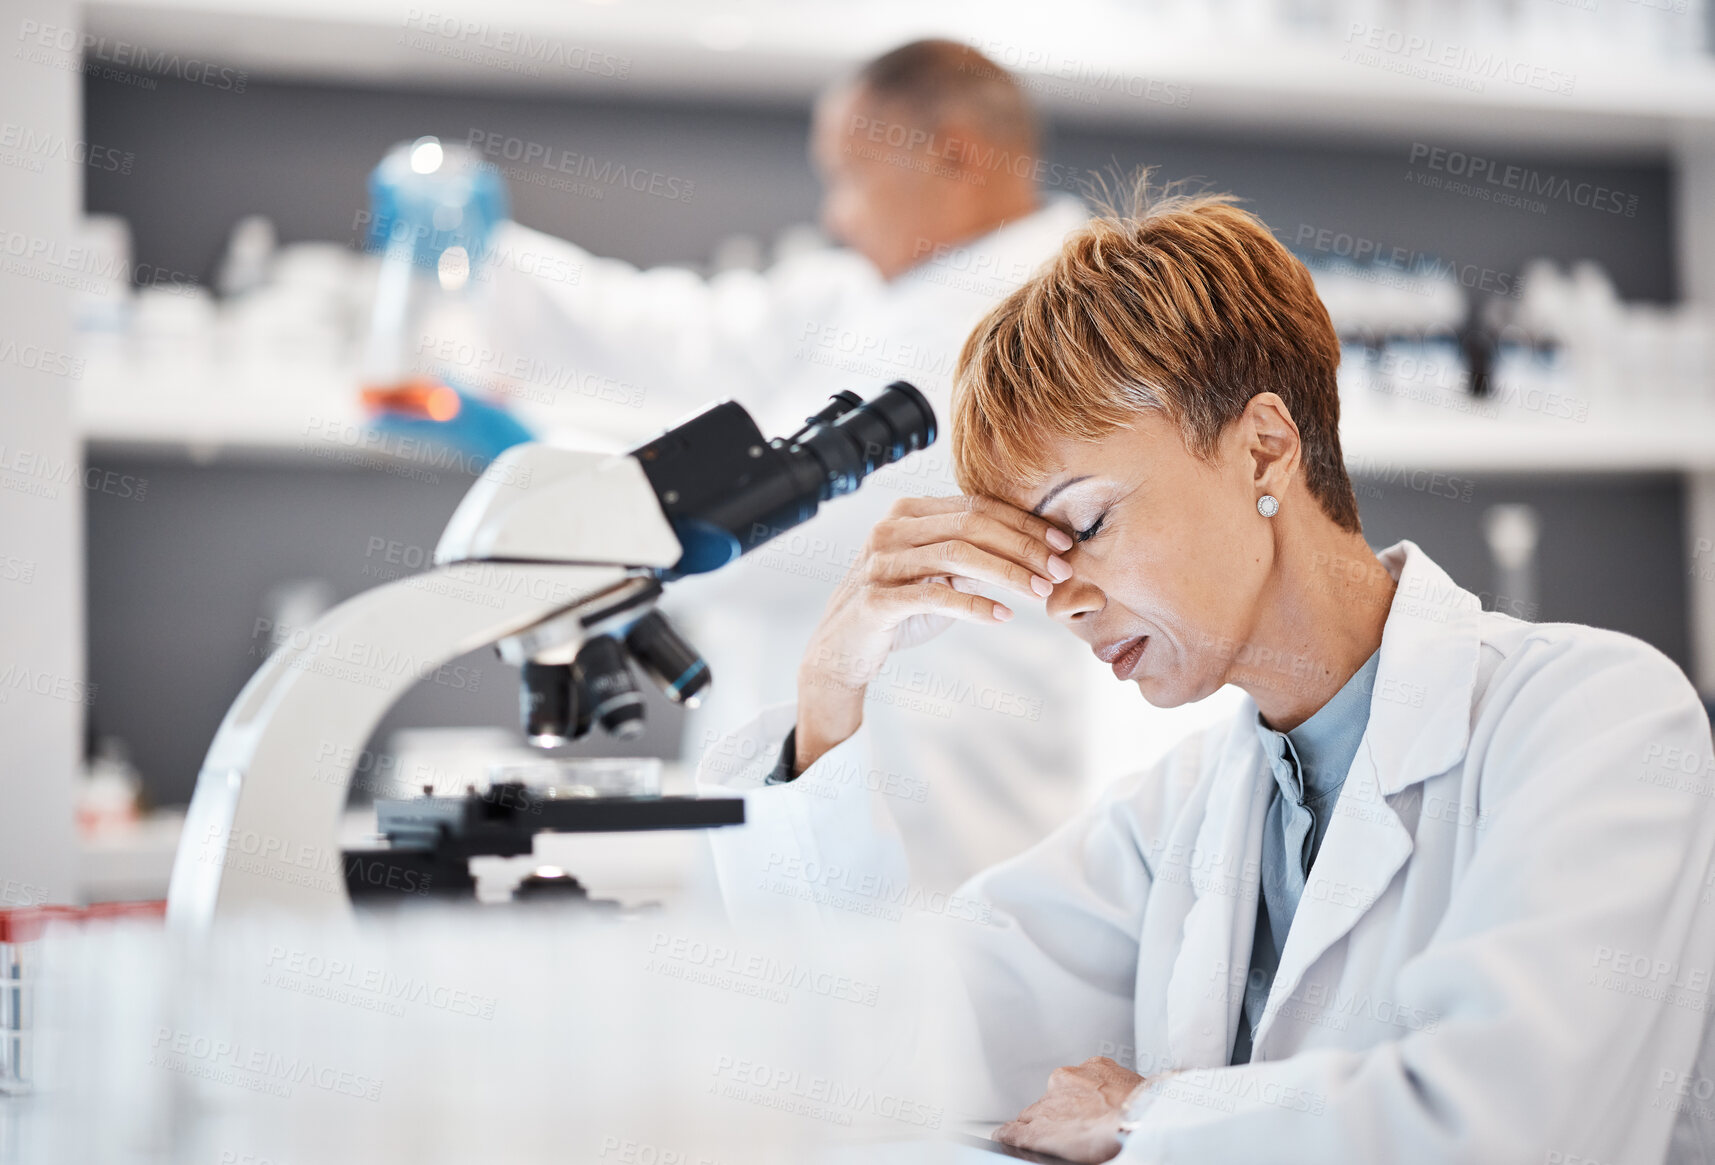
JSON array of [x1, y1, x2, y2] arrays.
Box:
[[484, 199, 1118, 891], [696, 540, 1715, 1163]]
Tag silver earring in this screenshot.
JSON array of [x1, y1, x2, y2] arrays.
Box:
[[1257, 494, 1279, 518]]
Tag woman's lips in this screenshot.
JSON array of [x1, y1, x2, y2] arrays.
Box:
[[1109, 637, 1147, 681]]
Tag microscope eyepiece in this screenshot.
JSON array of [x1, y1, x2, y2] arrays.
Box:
[[789, 380, 936, 501], [791, 389, 863, 435], [632, 381, 937, 576]]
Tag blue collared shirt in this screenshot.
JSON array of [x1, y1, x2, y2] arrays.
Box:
[[1231, 649, 1381, 1064]]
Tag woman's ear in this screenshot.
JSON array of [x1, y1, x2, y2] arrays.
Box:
[[1242, 392, 1302, 493]]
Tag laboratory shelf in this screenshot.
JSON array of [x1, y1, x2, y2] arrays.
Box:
[[76, 809, 185, 903], [75, 364, 630, 463], [77, 367, 1715, 474], [77, 364, 375, 465], [1341, 406, 1715, 475], [80, 0, 1715, 156]]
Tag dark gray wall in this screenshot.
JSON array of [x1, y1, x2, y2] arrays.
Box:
[[82, 72, 1692, 804], [1356, 472, 1689, 670], [86, 77, 823, 279], [1044, 132, 1676, 303], [85, 454, 682, 808]]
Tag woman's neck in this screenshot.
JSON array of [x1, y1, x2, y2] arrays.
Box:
[[1239, 523, 1398, 733]]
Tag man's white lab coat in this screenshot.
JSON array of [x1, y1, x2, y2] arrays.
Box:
[[485, 199, 1109, 890], [696, 540, 1715, 1162]]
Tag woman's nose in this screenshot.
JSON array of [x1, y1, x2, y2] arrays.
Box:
[[1046, 573, 1103, 624]]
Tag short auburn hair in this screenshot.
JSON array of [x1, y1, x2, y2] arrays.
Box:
[[952, 186, 1361, 533]]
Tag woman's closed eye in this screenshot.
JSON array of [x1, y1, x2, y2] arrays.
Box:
[[1074, 513, 1106, 544]]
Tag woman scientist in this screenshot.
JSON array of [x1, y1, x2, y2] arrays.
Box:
[[697, 190, 1715, 1163]]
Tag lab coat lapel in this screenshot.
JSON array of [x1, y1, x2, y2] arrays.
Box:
[[1249, 540, 1481, 1055], [1249, 743, 1413, 1051], [1162, 721, 1272, 1069]]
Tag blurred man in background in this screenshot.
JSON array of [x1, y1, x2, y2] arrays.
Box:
[[479, 40, 1095, 891]]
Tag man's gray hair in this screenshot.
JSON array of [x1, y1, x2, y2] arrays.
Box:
[[852, 39, 1039, 151]]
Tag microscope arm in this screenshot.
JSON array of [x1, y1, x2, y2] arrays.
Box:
[[166, 563, 649, 927], [168, 448, 684, 930]]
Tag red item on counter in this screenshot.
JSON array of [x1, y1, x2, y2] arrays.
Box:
[[0, 901, 165, 943]]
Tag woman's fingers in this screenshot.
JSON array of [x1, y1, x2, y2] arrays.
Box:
[[883, 510, 1072, 585], [967, 492, 1077, 552], [885, 494, 1075, 553], [871, 540, 1053, 601], [870, 579, 1013, 625], [873, 501, 1076, 599]]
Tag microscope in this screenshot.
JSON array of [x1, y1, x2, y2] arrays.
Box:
[[166, 383, 936, 930]]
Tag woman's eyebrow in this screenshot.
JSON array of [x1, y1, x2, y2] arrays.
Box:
[[1030, 475, 1093, 516]]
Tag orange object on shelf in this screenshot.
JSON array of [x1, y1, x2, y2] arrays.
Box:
[[360, 378, 463, 422]]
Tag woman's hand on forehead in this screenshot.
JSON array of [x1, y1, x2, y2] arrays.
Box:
[[791, 492, 1074, 773], [870, 494, 1075, 616]]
